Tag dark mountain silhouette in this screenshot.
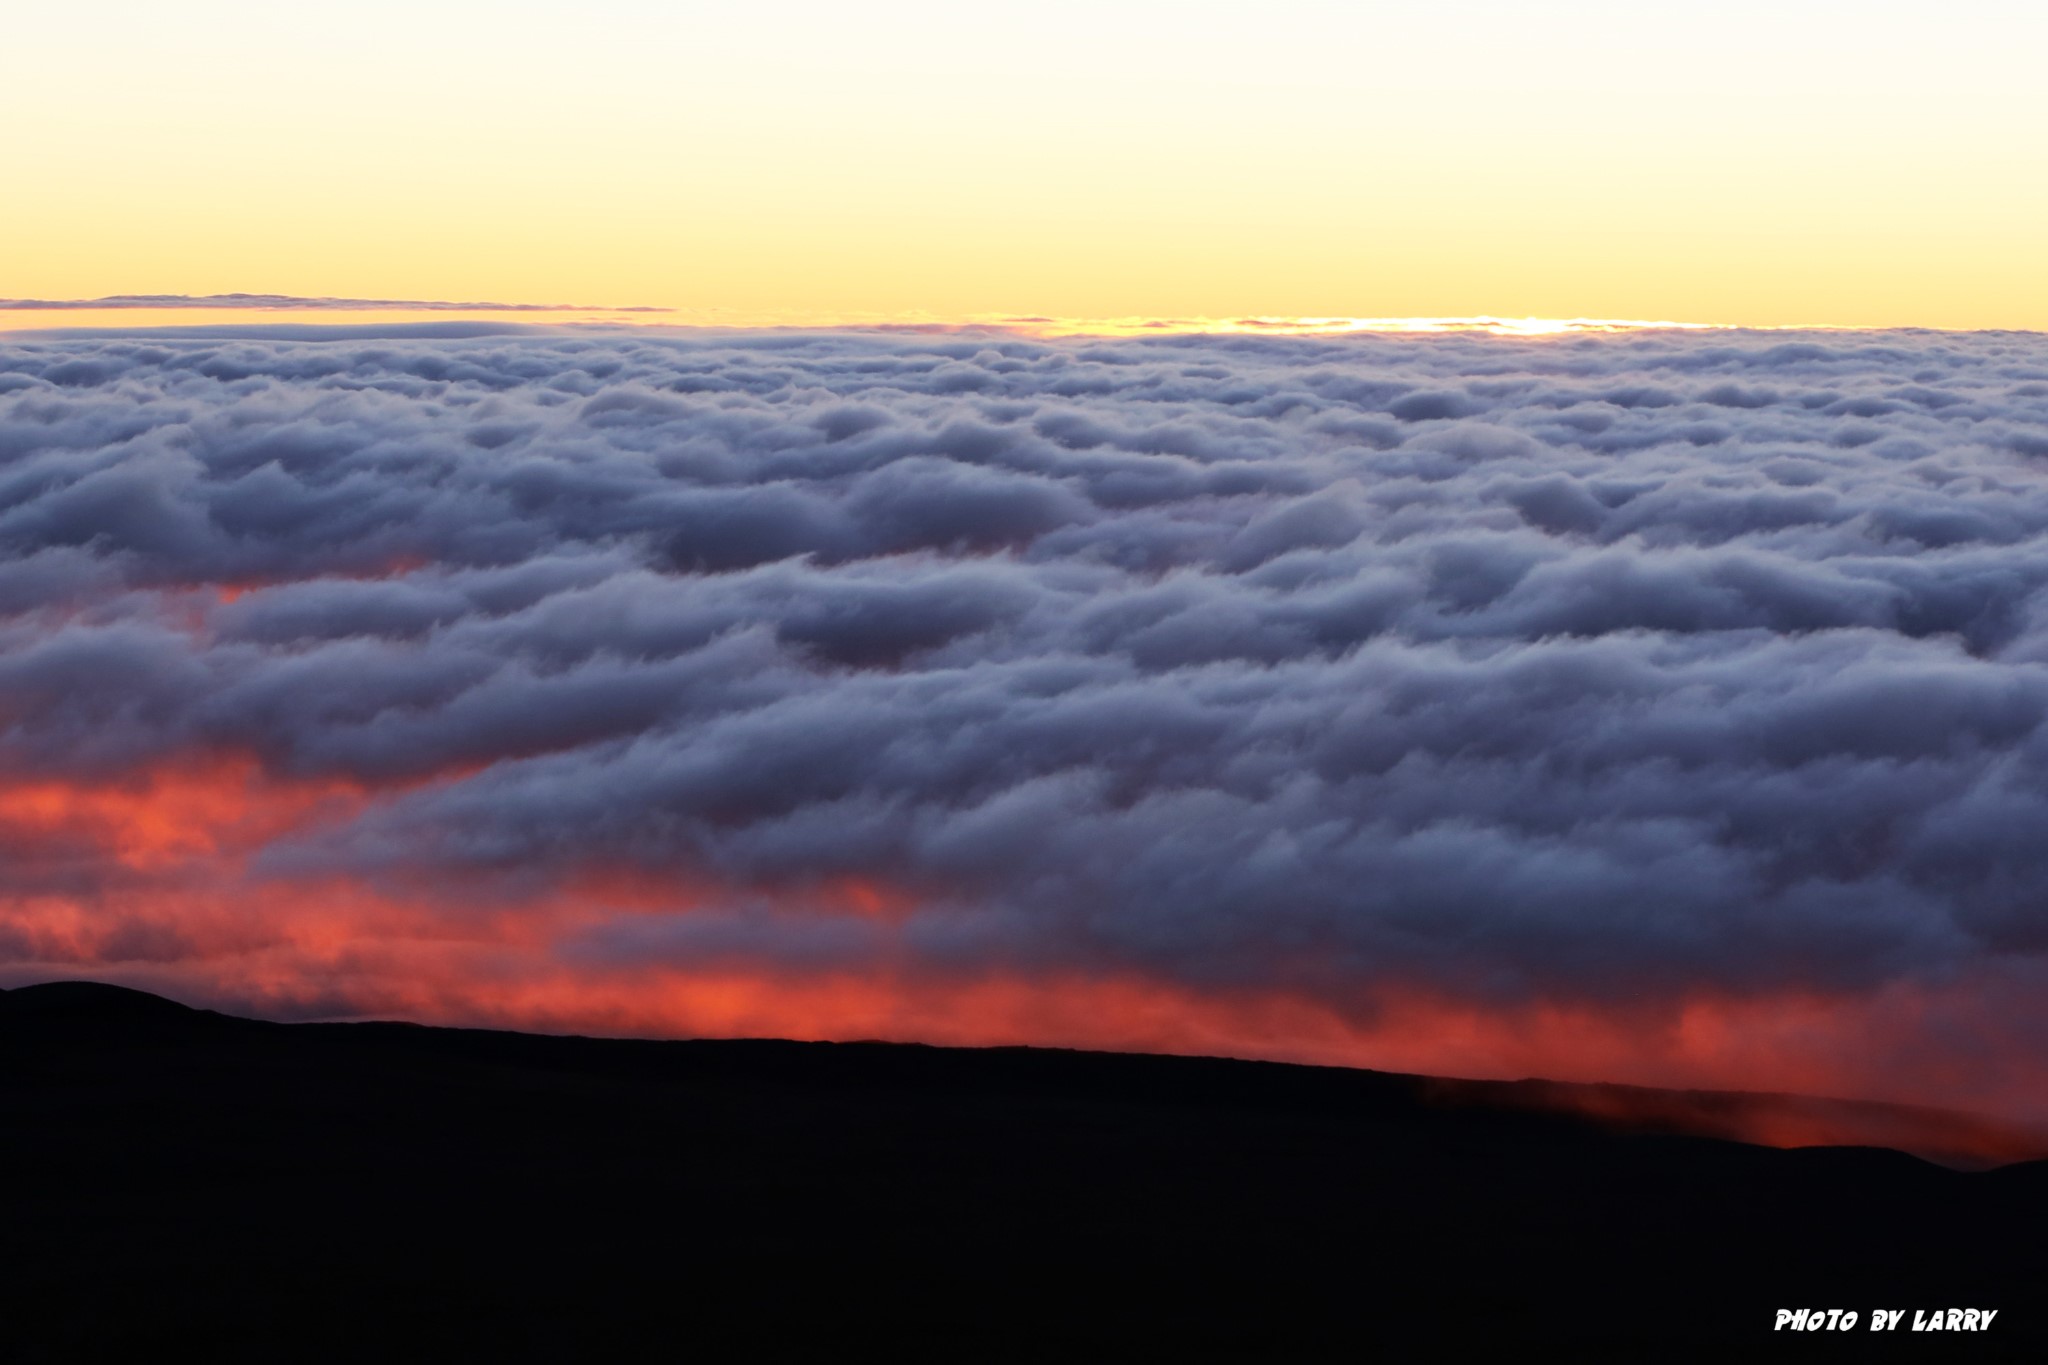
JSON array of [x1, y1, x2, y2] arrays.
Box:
[[0, 979, 203, 1018], [2, 981, 2041, 1361]]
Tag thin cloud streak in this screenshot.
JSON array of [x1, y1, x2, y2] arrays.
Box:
[[0, 293, 671, 313]]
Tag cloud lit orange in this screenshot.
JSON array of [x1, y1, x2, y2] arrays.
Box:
[[7, 318, 2048, 1165]]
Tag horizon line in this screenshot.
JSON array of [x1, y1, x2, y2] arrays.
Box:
[[4, 297, 2043, 340]]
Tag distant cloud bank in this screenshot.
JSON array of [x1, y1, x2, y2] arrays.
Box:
[[0, 293, 670, 312], [3, 325, 2047, 1119]]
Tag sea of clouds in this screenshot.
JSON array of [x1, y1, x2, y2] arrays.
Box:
[[3, 323, 2047, 1034]]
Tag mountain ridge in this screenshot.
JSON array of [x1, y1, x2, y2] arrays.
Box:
[[4, 977, 2042, 1359], [5, 978, 2039, 1171]]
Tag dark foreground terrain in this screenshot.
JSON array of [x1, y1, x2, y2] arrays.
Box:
[[3, 982, 2042, 1362]]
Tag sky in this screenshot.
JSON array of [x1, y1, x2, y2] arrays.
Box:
[[5, 322, 2048, 1137], [6, 0, 2047, 328]]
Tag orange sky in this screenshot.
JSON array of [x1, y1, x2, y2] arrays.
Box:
[[5, 2, 2046, 330]]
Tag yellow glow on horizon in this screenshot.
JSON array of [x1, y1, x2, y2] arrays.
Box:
[[998, 316, 1733, 339], [5, 2, 2046, 330], [3, 306, 1942, 342]]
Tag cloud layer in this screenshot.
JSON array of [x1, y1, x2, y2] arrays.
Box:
[[4, 323, 2048, 1117]]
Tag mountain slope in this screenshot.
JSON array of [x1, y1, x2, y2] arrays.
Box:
[[2, 981, 2040, 1360]]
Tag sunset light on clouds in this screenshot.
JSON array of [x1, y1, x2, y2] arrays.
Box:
[[7, 324, 2048, 1137], [8, 0, 2048, 1165]]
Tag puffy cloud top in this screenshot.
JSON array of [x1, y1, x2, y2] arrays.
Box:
[[4, 323, 2048, 1033]]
